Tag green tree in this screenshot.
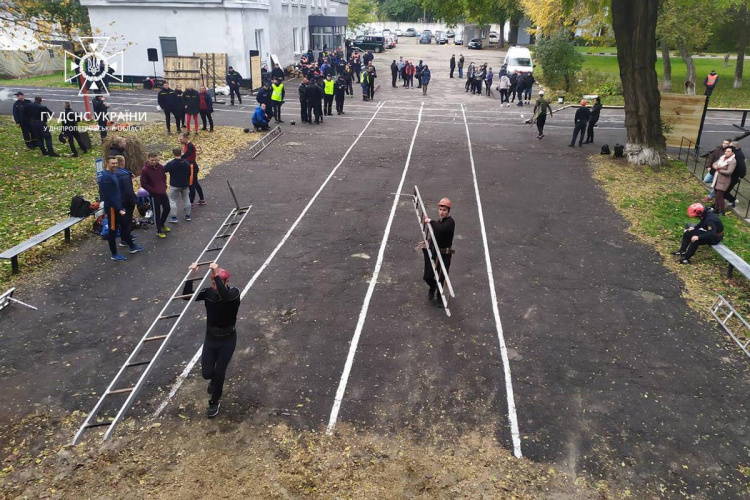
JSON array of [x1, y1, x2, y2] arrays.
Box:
[[348, 0, 378, 29], [0, 0, 91, 41], [534, 30, 584, 90], [377, 0, 426, 22]]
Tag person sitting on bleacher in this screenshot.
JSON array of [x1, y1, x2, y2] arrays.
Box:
[[672, 203, 723, 264]]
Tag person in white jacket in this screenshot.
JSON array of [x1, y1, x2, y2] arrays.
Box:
[[498, 74, 511, 106]]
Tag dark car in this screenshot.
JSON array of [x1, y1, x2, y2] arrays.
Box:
[[419, 32, 432, 44], [436, 32, 448, 44], [353, 35, 385, 53], [446, 30, 455, 38], [468, 38, 483, 50]]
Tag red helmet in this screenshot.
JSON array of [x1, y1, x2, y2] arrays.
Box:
[[687, 203, 705, 218], [438, 197, 452, 209], [215, 268, 230, 281]]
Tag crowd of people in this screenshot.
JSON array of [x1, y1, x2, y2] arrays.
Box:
[[390, 57, 432, 95], [157, 82, 216, 135]]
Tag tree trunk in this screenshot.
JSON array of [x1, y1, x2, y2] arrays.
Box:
[[677, 41, 696, 95], [660, 39, 672, 92], [509, 18, 519, 45], [735, 5, 748, 89], [611, 0, 667, 166], [498, 17, 506, 48]]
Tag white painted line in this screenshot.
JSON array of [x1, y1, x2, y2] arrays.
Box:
[[460, 103, 523, 458], [326, 102, 425, 435], [152, 100, 388, 417]]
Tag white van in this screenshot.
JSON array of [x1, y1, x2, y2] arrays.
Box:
[[504, 46, 534, 74]]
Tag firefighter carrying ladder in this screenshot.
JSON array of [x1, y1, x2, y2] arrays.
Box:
[[72, 199, 251, 444], [413, 185, 456, 316]]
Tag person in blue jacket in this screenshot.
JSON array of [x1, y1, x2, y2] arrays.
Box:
[[99, 157, 128, 261], [252, 103, 270, 131], [114, 155, 144, 255], [421, 65, 432, 95]]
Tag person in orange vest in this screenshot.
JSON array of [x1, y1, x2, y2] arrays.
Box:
[[704, 70, 719, 96]]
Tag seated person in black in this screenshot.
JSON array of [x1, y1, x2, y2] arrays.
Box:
[[673, 203, 724, 264]]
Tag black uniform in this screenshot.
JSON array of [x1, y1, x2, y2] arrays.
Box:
[[226, 70, 243, 104], [157, 88, 181, 133], [367, 68, 377, 99], [677, 211, 723, 261], [305, 80, 323, 124], [570, 107, 591, 147], [92, 97, 109, 140], [12, 98, 34, 149], [183, 276, 241, 405], [335, 77, 347, 114], [423, 216, 455, 297], [298, 81, 309, 123], [449, 56, 456, 78], [174, 89, 186, 127], [25, 101, 56, 155], [61, 106, 88, 156], [391, 62, 399, 87], [585, 101, 602, 143]]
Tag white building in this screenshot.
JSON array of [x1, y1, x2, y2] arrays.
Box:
[[81, 0, 348, 80]]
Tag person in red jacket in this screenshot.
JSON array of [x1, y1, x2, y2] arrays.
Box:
[[179, 133, 206, 206], [198, 86, 214, 132], [404, 61, 416, 89], [140, 152, 171, 237]]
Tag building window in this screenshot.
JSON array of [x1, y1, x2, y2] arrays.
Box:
[[255, 29, 264, 61], [293, 27, 299, 53], [160, 37, 178, 57], [302, 27, 308, 51]]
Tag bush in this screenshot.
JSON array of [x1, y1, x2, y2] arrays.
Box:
[[575, 69, 623, 96], [533, 30, 584, 91]]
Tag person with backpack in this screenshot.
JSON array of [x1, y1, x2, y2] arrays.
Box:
[[183, 262, 241, 419], [584, 96, 602, 144], [99, 157, 128, 261], [164, 147, 192, 223], [180, 133, 205, 207], [114, 155, 145, 254], [140, 152, 171, 238]]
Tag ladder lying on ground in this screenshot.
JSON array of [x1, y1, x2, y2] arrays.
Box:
[[72, 203, 251, 444], [710, 294, 750, 360], [413, 185, 456, 316], [0, 287, 37, 312], [250, 126, 283, 159]]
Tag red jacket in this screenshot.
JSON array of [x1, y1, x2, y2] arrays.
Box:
[[140, 162, 168, 196], [404, 64, 415, 76]]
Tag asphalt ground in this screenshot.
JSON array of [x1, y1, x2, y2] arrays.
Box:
[[2, 42, 750, 497]]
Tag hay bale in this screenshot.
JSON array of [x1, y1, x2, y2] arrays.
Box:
[[101, 135, 147, 176]]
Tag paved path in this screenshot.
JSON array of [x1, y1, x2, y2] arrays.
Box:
[[1, 42, 750, 497]]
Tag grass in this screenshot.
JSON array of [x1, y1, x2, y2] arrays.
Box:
[[0, 70, 138, 90], [0, 115, 259, 286], [577, 55, 750, 108], [591, 155, 750, 323], [575, 46, 739, 57]]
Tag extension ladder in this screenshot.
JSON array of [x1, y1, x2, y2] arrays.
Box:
[[72, 204, 251, 444], [250, 126, 283, 158], [710, 294, 750, 360]]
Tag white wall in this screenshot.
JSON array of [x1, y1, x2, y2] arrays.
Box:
[[362, 22, 505, 36]]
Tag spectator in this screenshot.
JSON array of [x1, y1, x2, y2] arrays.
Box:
[[391, 60, 398, 88], [524, 72, 535, 104], [174, 85, 186, 129], [712, 146, 737, 215], [198, 86, 214, 133], [164, 147, 192, 223], [157, 82, 181, 134], [108, 136, 126, 158], [183, 85, 201, 136], [458, 54, 464, 78], [140, 152, 171, 238], [421, 65, 431, 95], [498, 73, 511, 106], [12, 91, 34, 149], [724, 142, 746, 209], [450, 54, 456, 78], [114, 155, 144, 254], [226, 66, 243, 105], [99, 156, 128, 261], [703, 139, 732, 186], [180, 133, 205, 207], [485, 67, 494, 97]]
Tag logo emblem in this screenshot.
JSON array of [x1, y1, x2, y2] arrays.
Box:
[[65, 37, 125, 96]]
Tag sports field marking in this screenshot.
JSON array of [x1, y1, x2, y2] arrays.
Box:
[[460, 103, 523, 458], [326, 102, 425, 435], [153, 101, 387, 417]]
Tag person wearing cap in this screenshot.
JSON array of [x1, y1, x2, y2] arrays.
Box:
[[12, 91, 34, 149], [421, 197, 455, 307], [184, 262, 241, 418], [25, 96, 59, 157], [226, 66, 243, 105], [673, 203, 723, 264], [584, 96, 602, 144], [569, 99, 591, 148], [531, 90, 553, 139]]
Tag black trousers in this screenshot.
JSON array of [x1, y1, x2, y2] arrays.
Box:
[[65, 130, 87, 155], [368, 83, 375, 99], [335, 94, 345, 113], [107, 207, 126, 254], [324, 95, 334, 115], [120, 203, 135, 245], [392, 72, 398, 87], [679, 230, 722, 260], [20, 122, 34, 148], [423, 248, 452, 291], [202, 332, 237, 402], [354, 69, 361, 82], [509, 85, 516, 101], [465, 77, 472, 91], [199, 110, 214, 131], [229, 85, 242, 104], [536, 114, 547, 135], [585, 119, 598, 142], [307, 101, 322, 123], [571, 121, 587, 146], [450, 66, 455, 78], [164, 109, 181, 132], [300, 99, 309, 122], [485, 81, 491, 96], [724, 177, 741, 203], [189, 181, 204, 203], [150, 193, 170, 231], [500, 89, 509, 103], [31, 121, 54, 154], [346, 80, 353, 95]]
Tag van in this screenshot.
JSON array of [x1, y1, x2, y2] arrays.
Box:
[[353, 35, 386, 53], [454, 31, 463, 45], [504, 46, 534, 74]]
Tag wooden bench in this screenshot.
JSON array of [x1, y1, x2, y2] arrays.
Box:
[[712, 243, 750, 280], [0, 216, 87, 273]]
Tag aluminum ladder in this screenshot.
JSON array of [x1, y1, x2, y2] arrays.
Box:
[[710, 294, 750, 359], [250, 126, 283, 159], [72, 204, 251, 444]]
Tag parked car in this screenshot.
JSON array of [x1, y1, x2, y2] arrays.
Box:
[[405, 28, 417, 37], [394, 29, 403, 36], [454, 31, 463, 45], [504, 46, 534, 73], [435, 31, 448, 44], [385, 34, 397, 49], [353, 35, 385, 53], [468, 38, 483, 49], [382, 29, 391, 37], [446, 30, 455, 38], [489, 31, 500, 44], [419, 31, 432, 44]]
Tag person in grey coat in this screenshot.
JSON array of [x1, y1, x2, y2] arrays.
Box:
[[421, 66, 431, 95]]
